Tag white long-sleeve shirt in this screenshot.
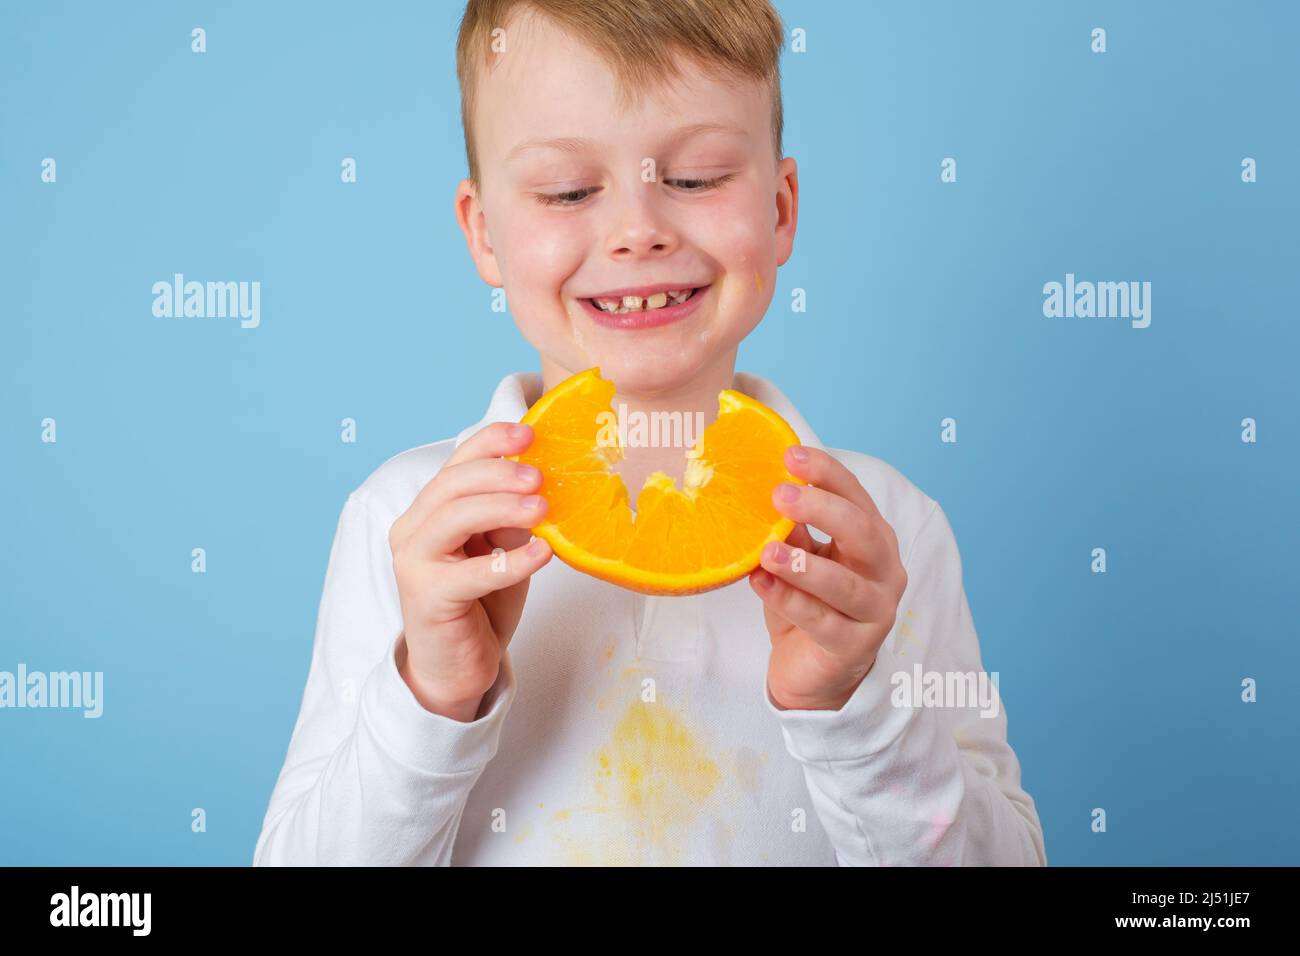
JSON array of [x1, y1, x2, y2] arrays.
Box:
[[253, 371, 1047, 866]]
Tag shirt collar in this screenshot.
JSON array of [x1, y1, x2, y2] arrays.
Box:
[[454, 370, 826, 452]]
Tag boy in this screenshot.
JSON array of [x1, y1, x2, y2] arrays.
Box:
[[254, 0, 1046, 866]]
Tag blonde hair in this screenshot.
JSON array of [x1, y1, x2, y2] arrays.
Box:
[[455, 0, 786, 188]]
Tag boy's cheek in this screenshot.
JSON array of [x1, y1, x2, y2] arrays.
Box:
[[496, 215, 589, 299], [687, 207, 775, 335], [499, 207, 582, 265], [704, 192, 779, 277]]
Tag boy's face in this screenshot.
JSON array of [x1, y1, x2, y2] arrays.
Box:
[[456, 10, 798, 395]]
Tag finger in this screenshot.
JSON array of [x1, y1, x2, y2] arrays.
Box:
[[772, 481, 894, 577], [783, 445, 885, 523], [390, 455, 543, 554], [392, 423, 537, 542], [437, 536, 554, 605], [769, 478, 894, 574], [748, 566, 863, 658], [401, 457, 543, 542], [448, 420, 535, 469], [759, 540, 883, 624], [411, 492, 547, 558]]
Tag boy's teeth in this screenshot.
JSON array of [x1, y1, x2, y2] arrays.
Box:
[[592, 289, 694, 314]]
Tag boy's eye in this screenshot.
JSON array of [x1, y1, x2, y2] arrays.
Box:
[[534, 186, 600, 207], [532, 173, 736, 207], [664, 173, 736, 192]]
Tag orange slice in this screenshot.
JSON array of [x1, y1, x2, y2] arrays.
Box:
[[508, 367, 806, 595]]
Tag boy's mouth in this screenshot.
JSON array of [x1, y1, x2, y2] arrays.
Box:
[[580, 284, 705, 315]]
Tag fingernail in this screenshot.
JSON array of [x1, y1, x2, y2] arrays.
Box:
[[516, 462, 539, 481], [508, 423, 530, 440], [776, 482, 801, 503], [522, 495, 544, 509], [789, 445, 810, 463], [527, 537, 549, 557], [753, 569, 774, 590], [767, 541, 790, 564]]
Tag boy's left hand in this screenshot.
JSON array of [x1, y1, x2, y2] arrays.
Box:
[[750, 445, 909, 712]]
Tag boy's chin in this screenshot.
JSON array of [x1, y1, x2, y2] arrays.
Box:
[[578, 347, 728, 396]]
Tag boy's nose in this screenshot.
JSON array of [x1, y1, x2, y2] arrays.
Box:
[[610, 235, 673, 260], [606, 194, 677, 260]]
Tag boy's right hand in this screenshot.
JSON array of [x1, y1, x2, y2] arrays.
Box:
[[388, 422, 552, 722]]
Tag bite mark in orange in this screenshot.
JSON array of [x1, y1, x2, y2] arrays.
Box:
[[509, 367, 805, 595]]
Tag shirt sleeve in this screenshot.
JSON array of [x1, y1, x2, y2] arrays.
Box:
[[763, 500, 1047, 866], [253, 491, 517, 866]]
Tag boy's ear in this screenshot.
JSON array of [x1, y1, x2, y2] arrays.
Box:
[[455, 178, 504, 287], [774, 156, 799, 268]]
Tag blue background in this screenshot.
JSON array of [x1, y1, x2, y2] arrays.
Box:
[[2, 1, 1297, 865]]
